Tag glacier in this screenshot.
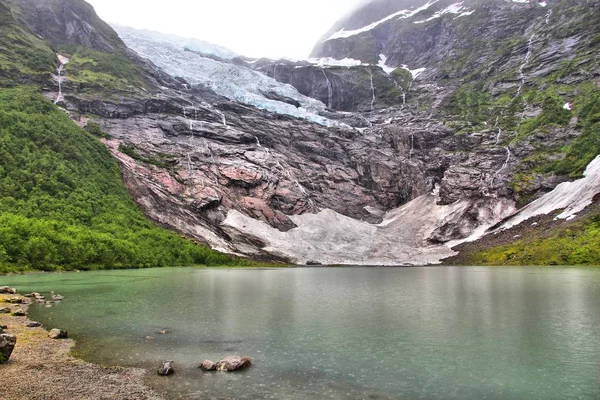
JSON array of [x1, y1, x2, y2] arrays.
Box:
[[113, 26, 335, 125]]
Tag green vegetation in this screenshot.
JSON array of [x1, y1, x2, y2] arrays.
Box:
[[61, 46, 148, 95], [118, 143, 173, 169], [455, 212, 600, 266], [0, 88, 253, 273], [542, 88, 600, 177], [0, 2, 55, 86]]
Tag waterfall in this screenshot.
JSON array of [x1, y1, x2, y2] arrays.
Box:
[[516, 34, 535, 97], [368, 68, 376, 111], [391, 77, 407, 105], [321, 69, 333, 109], [54, 55, 70, 105], [495, 129, 502, 146], [214, 108, 227, 127], [409, 133, 415, 160], [545, 9, 553, 24]]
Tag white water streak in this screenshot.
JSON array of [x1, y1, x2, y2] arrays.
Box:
[[368, 68, 376, 111], [322, 69, 333, 109], [54, 55, 69, 104], [516, 34, 535, 97]]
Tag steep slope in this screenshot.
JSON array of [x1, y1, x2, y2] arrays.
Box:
[[0, 88, 239, 272], [0, 1, 248, 272], [2, 0, 599, 265]]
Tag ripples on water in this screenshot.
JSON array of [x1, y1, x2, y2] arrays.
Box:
[[3, 267, 600, 399]]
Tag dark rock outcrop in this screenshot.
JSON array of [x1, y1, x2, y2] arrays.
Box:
[[0, 333, 17, 363], [157, 361, 175, 376]]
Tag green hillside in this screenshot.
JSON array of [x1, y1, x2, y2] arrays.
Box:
[[0, 88, 245, 273]]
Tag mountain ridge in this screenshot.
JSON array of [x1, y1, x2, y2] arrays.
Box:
[[0, 0, 599, 266]]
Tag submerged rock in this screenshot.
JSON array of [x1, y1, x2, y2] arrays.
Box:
[[199, 360, 217, 371], [26, 321, 42, 328], [0, 333, 16, 362], [215, 356, 252, 372], [48, 329, 68, 339], [0, 287, 16, 294], [157, 361, 174, 376], [52, 295, 64, 301]]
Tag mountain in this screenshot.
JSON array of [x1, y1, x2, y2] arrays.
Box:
[[0, 0, 599, 267]]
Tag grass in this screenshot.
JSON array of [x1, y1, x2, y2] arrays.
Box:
[[60, 46, 149, 96], [455, 210, 600, 266]]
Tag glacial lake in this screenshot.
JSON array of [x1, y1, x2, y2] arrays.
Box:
[[2, 267, 600, 399]]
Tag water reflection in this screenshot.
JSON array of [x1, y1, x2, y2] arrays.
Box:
[[2, 267, 600, 399]]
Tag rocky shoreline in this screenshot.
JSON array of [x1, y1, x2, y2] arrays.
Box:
[[0, 291, 163, 400]]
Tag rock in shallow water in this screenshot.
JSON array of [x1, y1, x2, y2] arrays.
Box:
[[0, 333, 17, 362], [48, 329, 68, 339], [215, 356, 252, 372], [0, 307, 10, 314], [12, 309, 25, 317], [0, 287, 16, 294], [157, 361, 174, 376], [199, 360, 216, 371], [26, 321, 42, 328]]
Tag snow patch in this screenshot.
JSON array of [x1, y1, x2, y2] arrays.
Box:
[[308, 57, 366, 67], [403, 65, 426, 78], [413, 2, 474, 24], [325, 0, 439, 41], [222, 194, 515, 266], [378, 54, 396, 75], [499, 155, 600, 230]]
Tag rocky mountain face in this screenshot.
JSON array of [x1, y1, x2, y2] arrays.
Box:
[[2, 0, 599, 265]]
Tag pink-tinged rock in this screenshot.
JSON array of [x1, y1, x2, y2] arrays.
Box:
[[220, 166, 263, 186], [215, 356, 252, 372]]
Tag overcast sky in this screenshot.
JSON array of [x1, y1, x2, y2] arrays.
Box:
[[86, 0, 364, 59]]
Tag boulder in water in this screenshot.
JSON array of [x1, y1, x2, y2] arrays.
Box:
[[157, 361, 174, 376], [215, 356, 252, 371], [0, 333, 17, 363], [0, 287, 16, 294], [48, 329, 68, 339], [199, 360, 217, 371]]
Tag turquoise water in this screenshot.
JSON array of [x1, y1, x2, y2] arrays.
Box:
[[2, 267, 600, 399]]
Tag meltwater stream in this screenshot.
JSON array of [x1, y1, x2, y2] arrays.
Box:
[[2, 267, 600, 399]]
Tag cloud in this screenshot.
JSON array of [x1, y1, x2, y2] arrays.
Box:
[[87, 0, 364, 58]]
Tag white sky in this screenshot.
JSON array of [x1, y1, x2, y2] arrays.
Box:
[[87, 0, 365, 59]]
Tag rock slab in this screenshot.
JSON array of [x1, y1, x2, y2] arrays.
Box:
[[215, 356, 252, 372], [48, 329, 68, 339], [0, 333, 17, 362]]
